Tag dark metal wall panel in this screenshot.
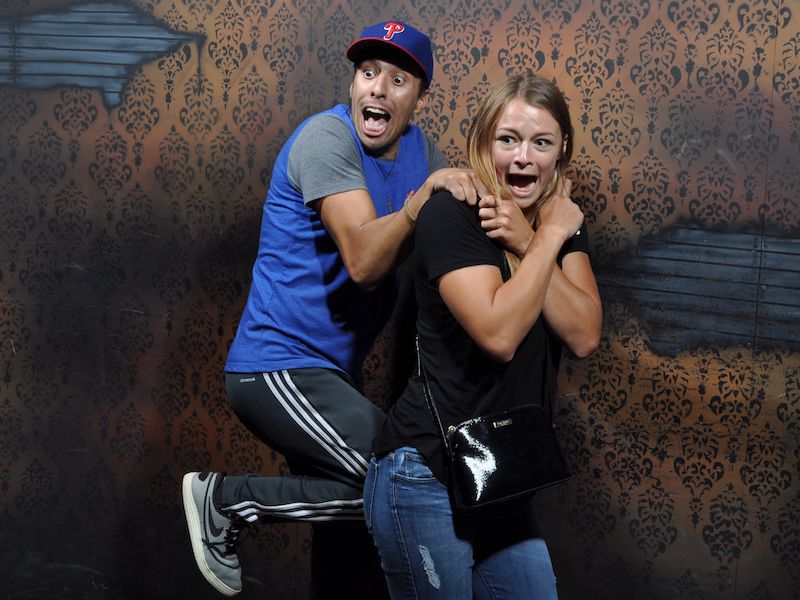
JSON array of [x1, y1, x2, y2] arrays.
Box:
[[598, 225, 799, 354]]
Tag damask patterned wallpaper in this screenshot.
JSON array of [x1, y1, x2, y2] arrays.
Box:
[[1, 0, 798, 598]]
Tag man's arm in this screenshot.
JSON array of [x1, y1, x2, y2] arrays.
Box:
[[319, 168, 482, 290], [289, 114, 482, 290]]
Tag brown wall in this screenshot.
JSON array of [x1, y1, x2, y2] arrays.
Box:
[[1, 0, 799, 598]]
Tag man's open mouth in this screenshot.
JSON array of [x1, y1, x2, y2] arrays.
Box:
[[362, 107, 390, 136]]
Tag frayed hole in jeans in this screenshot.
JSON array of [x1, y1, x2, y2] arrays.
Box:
[[418, 545, 441, 589]]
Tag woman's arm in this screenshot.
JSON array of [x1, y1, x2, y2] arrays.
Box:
[[437, 222, 570, 363], [439, 179, 597, 362], [541, 252, 602, 357], [535, 180, 601, 357]]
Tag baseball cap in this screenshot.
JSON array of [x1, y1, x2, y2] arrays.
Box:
[[346, 21, 434, 87]]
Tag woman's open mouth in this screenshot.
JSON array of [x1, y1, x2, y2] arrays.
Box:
[[507, 173, 538, 194]]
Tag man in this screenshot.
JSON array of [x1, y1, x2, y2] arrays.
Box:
[[182, 21, 480, 597]]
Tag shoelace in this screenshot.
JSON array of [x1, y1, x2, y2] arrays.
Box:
[[206, 521, 251, 557]]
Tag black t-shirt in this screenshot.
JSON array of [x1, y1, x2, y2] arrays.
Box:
[[373, 191, 590, 482]]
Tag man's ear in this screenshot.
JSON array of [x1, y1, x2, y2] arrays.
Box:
[[415, 87, 429, 113]]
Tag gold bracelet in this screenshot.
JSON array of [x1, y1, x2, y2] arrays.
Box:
[[403, 190, 416, 223]]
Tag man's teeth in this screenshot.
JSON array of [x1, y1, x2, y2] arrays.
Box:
[[365, 108, 389, 119]]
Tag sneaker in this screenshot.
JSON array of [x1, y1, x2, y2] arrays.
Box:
[[182, 472, 243, 596]]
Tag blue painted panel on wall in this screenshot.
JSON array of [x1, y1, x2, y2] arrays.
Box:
[[0, 2, 199, 107]]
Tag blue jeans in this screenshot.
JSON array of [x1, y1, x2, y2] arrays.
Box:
[[364, 446, 559, 599]]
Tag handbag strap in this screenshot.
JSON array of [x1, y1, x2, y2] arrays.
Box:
[[416, 335, 452, 455], [418, 331, 556, 452], [418, 251, 515, 454]]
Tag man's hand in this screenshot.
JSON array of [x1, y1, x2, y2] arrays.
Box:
[[406, 168, 486, 219]]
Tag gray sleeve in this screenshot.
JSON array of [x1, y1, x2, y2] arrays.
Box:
[[287, 114, 367, 206], [425, 135, 449, 171]]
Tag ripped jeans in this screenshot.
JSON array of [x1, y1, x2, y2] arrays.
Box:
[[364, 446, 559, 600]]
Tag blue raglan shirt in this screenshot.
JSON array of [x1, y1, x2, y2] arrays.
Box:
[[225, 104, 441, 387]]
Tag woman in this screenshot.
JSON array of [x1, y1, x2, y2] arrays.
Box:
[[363, 73, 602, 599]]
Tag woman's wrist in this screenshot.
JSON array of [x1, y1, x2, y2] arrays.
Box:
[[528, 224, 569, 252], [515, 232, 534, 258]]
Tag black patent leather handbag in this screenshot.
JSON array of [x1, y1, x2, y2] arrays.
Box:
[[418, 337, 572, 510]]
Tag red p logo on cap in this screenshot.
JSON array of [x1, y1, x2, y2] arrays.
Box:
[[383, 22, 405, 40]]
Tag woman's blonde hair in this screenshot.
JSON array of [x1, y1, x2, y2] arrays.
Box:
[[466, 72, 573, 272]]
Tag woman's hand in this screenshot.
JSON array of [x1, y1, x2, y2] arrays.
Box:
[[534, 177, 585, 241], [478, 195, 533, 256]]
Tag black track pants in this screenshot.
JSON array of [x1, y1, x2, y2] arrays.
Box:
[[219, 368, 385, 523]]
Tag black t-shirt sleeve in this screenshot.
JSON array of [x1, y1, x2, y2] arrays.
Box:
[[415, 192, 503, 282], [558, 219, 591, 262], [418, 195, 589, 275]]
